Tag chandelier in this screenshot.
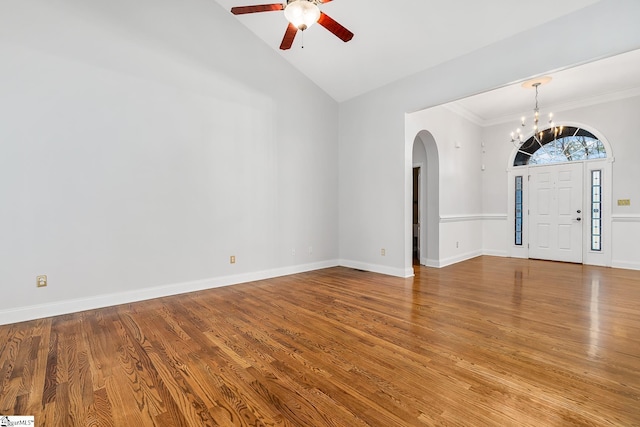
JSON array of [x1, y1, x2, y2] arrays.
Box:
[[511, 77, 562, 145]]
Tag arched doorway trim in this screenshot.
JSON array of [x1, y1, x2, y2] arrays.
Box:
[[411, 130, 440, 268], [506, 121, 613, 267]]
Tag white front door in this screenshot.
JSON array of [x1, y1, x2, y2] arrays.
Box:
[[529, 163, 583, 263]]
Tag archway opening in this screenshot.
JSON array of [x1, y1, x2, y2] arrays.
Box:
[[411, 130, 439, 267]]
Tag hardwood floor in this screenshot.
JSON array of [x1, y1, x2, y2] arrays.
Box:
[[1, 256, 639, 426]]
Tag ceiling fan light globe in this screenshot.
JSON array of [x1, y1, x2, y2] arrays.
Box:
[[284, 0, 320, 30]]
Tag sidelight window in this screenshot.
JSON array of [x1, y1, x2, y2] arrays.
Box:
[[515, 176, 523, 246], [591, 170, 602, 251]]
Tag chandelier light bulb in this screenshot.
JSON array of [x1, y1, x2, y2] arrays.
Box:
[[510, 77, 556, 146], [511, 127, 524, 143]]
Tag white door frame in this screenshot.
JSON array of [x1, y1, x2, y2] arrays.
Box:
[[507, 159, 613, 266], [506, 124, 614, 267]]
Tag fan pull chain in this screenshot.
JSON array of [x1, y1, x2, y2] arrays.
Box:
[[301, 30, 304, 49]]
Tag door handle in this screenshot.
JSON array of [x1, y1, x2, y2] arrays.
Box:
[[577, 210, 581, 214], [576, 217, 582, 221]]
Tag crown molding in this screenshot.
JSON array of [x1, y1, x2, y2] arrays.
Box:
[[441, 102, 485, 126], [480, 86, 640, 127]]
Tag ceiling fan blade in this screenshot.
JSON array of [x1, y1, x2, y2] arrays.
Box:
[[317, 12, 354, 42], [280, 23, 298, 50], [231, 4, 284, 15]]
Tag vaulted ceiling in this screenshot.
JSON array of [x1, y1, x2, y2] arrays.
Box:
[[216, 1, 640, 125], [215, 0, 601, 102]]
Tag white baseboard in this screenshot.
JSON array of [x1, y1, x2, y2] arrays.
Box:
[[338, 259, 414, 278], [420, 251, 504, 268], [436, 250, 483, 268], [611, 260, 640, 271], [421, 257, 439, 268], [482, 249, 509, 257], [5, 251, 635, 326], [0, 260, 339, 326]]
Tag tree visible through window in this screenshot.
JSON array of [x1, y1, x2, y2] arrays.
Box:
[[513, 126, 606, 166]]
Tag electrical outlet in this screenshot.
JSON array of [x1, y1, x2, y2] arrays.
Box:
[[381, 248, 386, 256], [456, 241, 459, 248], [230, 256, 236, 264], [37, 275, 47, 288], [292, 248, 296, 256], [308, 246, 313, 255]]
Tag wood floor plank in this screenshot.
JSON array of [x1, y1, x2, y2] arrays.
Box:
[[1, 256, 640, 425], [85, 387, 115, 427]]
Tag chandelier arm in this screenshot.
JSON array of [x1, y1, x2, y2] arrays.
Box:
[[509, 78, 554, 150], [534, 133, 543, 149]]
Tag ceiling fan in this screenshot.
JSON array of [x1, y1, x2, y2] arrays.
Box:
[[231, 0, 354, 50]]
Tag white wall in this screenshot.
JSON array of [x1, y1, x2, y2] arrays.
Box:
[[0, 0, 339, 324], [339, 0, 640, 276], [406, 107, 484, 267], [605, 96, 640, 270]]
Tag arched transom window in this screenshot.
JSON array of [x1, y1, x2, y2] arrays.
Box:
[[513, 126, 606, 166]]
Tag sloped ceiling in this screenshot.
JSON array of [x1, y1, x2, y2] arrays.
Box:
[[215, 0, 601, 102]]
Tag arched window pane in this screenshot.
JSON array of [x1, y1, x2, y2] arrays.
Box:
[[513, 126, 606, 166]]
